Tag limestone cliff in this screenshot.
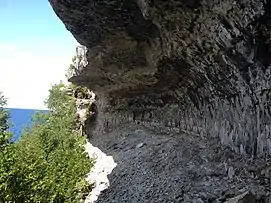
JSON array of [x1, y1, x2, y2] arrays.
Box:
[[50, 0, 271, 202], [51, 0, 271, 157]]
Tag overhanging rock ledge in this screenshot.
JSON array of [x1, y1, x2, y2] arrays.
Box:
[[49, 0, 271, 202], [50, 0, 271, 157]]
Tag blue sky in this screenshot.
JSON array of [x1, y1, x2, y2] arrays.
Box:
[[0, 0, 79, 109]]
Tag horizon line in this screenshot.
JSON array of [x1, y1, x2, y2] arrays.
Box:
[[5, 107, 49, 111]]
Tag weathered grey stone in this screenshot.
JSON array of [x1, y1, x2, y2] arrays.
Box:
[[228, 166, 235, 180], [136, 142, 145, 149], [225, 191, 256, 203], [49, 0, 271, 202]]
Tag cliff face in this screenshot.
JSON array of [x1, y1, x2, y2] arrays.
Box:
[[50, 0, 271, 202], [51, 0, 271, 158]]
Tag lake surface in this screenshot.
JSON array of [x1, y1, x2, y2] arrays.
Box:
[[7, 108, 48, 141]]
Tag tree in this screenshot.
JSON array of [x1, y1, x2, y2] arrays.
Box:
[[0, 92, 19, 202], [0, 84, 93, 202], [0, 92, 10, 136]]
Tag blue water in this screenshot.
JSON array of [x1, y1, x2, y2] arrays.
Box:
[[7, 108, 48, 141]]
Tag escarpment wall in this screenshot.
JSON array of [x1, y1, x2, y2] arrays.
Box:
[[51, 0, 271, 157]]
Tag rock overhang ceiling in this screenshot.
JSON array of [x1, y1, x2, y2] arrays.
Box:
[[50, 0, 271, 157]]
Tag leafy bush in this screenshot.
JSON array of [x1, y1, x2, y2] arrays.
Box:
[[0, 83, 93, 202]]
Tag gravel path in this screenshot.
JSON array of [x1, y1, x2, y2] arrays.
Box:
[[83, 125, 270, 203]]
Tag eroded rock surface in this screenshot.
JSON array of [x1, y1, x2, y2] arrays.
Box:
[[85, 125, 271, 202], [51, 0, 271, 157], [49, 0, 271, 202]]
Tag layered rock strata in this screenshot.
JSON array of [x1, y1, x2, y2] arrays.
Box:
[[49, 0, 271, 202], [51, 0, 271, 157]]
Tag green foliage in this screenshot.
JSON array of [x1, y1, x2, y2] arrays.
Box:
[[0, 92, 18, 203], [0, 84, 93, 202], [0, 93, 11, 150], [0, 93, 9, 134]]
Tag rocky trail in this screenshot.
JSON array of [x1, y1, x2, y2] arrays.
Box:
[[85, 125, 271, 203]]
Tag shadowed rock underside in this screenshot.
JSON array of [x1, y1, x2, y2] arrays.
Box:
[[51, 0, 271, 157], [50, 0, 271, 202]]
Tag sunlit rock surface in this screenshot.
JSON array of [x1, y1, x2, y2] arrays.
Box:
[[66, 46, 88, 80], [84, 142, 117, 203]]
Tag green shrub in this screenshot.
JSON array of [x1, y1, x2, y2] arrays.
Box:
[[0, 83, 93, 202]]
